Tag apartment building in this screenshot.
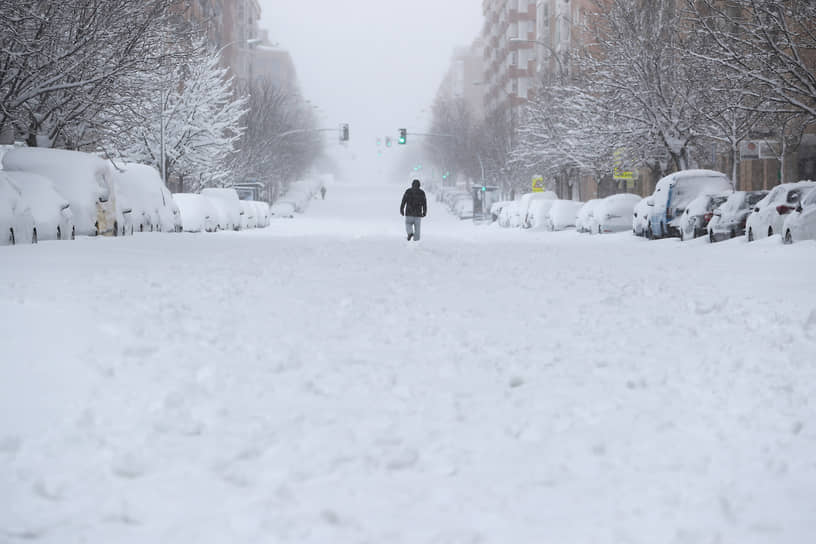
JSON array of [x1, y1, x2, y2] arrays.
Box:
[[481, 0, 538, 117], [437, 38, 486, 119]]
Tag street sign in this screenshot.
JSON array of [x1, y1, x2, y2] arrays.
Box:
[[612, 148, 637, 181], [532, 175, 545, 192]]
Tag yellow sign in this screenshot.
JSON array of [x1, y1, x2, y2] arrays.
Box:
[[532, 175, 545, 192], [612, 149, 637, 181]]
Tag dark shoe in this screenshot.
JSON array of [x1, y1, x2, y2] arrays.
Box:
[[407, 233, 413, 241]]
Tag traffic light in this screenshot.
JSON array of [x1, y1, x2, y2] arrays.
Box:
[[340, 123, 350, 142], [398, 128, 407, 145], [385, 136, 392, 147]]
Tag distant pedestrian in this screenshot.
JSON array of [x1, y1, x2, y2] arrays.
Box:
[[400, 179, 427, 241], [320, 186, 326, 200]]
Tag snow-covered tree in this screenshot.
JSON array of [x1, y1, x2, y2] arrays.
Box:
[[0, 0, 176, 146], [110, 42, 247, 192], [688, 0, 816, 120], [230, 77, 324, 199]]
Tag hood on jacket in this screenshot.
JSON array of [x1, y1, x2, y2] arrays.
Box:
[[412, 179, 421, 189]]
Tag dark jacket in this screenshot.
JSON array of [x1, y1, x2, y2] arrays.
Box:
[[401, 186, 427, 217]]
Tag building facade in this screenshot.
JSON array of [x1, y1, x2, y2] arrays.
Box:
[[438, 38, 485, 119]]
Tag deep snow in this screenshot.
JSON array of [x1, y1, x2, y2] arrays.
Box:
[[2, 182, 815, 544]]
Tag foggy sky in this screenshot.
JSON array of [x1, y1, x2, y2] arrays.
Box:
[[259, 0, 483, 181]]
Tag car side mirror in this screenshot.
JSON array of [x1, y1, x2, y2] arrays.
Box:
[[754, 207, 759, 213], [646, 198, 654, 206], [796, 204, 803, 213], [122, 208, 133, 214], [714, 210, 722, 217]]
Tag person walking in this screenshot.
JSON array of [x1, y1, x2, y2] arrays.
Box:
[[400, 179, 427, 241]]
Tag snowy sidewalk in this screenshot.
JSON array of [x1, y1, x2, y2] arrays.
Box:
[[2, 182, 816, 543]]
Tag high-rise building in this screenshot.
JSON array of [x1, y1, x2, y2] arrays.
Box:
[[438, 38, 485, 119], [481, 0, 538, 117]]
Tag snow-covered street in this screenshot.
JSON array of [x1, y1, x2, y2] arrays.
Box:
[[2, 181, 816, 544]]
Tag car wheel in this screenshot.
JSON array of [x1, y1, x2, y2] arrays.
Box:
[[730, 229, 736, 239], [32, 228, 37, 244], [71, 226, 76, 240], [57, 226, 61, 240], [768, 226, 773, 237], [130, 226, 134, 236], [9, 228, 15, 245], [784, 229, 793, 244], [680, 229, 685, 242], [647, 225, 653, 240], [139, 224, 143, 233], [660, 222, 665, 238], [748, 228, 754, 242], [113, 221, 119, 237], [94, 221, 99, 236], [709, 230, 715, 243]]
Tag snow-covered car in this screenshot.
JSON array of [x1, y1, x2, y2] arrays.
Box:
[[201, 188, 242, 231], [632, 197, 651, 237], [253, 201, 270, 227], [498, 200, 519, 227], [593, 193, 642, 234], [490, 201, 510, 223], [526, 198, 558, 230], [746, 181, 816, 241], [706, 190, 768, 242], [679, 192, 731, 241], [240, 200, 257, 229], [646, 169, 733, 239], [576, 199, 601, 233], [547, 200, 583, 231], [173, 193, 218, 233], [160, 186, 182, 233], [2, 148, 120, 236], [783, 187, 816, 244], [0, 172, 36, 245], [4, 170, 74, 242], [112, 163, 170, 234], [453, 197, 474, 220], [519, 191, 557, 228], [270, 201, 296, 219]]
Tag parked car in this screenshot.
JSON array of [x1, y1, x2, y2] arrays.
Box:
[[0, 172, 36, 245], [632, 197, 651, 237], [4, 170, 74, 241], [498, 200, 521, 228], [270, 201, 296, 219], [253, 201, 270, 227], [679, 192, 731, 241], [240, 200, 257, 229], [3, 148, 120, 236], [490, 201, 511, 223], [707, 190, 768, 242], [646, 169, 733, 239], [201, 188, 242, 231], [547, 200, 583, 231], [783, 187, 816, 244], [453, 196, 474, 219], [173, 193, 218, 233], [160, 186, 182, 233], [576, 199, 601, 233], [592, 193, 642, 234], [519, 191, 557, 228], [526, 198, 558, 230], [746, 181, 816, 241]]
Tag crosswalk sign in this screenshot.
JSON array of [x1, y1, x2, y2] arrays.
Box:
[[532, 175, 545, 192]]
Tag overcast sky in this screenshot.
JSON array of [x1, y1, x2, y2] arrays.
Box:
[[259, 0, 483, 181]]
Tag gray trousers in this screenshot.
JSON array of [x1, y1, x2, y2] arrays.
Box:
[[405, 216, 421, 241]]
